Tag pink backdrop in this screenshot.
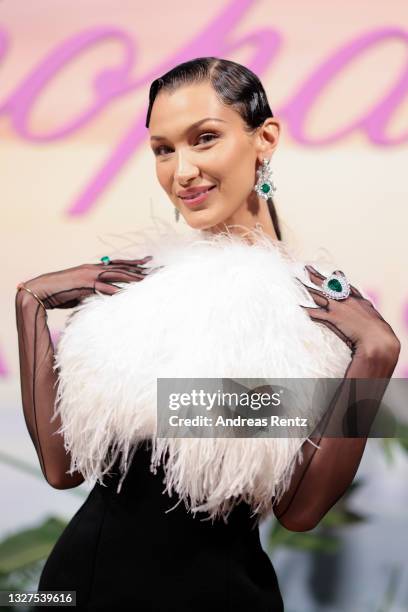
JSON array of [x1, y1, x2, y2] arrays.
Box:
[[1, 0, 407, 388]]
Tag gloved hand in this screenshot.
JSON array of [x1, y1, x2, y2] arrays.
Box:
[[17, 255, 154, 310], [15, 254, 155, 489]]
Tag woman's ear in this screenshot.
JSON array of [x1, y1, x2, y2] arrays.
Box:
[[256, 118, 281, 159]]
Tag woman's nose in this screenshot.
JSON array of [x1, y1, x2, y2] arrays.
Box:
[[174, 150, 199, 183]]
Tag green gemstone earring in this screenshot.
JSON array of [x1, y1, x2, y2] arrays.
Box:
[[254, 157, 277, 200]]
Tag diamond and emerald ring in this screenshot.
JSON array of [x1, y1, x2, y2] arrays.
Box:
[[321, 270, 351, 300], [100, 256, 111, 265]]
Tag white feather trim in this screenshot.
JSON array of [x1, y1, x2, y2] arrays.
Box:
[[52, 222, 354, 523]]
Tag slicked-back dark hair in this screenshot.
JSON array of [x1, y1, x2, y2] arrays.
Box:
[[145, 57, 282, 241]]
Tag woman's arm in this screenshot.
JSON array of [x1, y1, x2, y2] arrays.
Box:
[[14, 256, 152, 489], [272, 340, 400, 532], [272, 263, 401, 531], [15, 290, 85, 489]]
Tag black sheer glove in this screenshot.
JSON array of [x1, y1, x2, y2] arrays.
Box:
[[15, 256, 153, 488], [272, 265, 401, 531]]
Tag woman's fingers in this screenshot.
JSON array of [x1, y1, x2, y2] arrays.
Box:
[[94, 280, 121, 295], [102, 264, 150, 274], [96, 260, 153, 276], [298, 307, 354, 349], [94, 275, 143, 294], [100, 256, 153, 266], [97, 270, 146, 283], [304, 264, 325, 286], [295, 277, 330, 310], [84, 257, 157, 298]]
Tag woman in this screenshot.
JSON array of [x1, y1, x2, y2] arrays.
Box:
[[15, 57, 400, 611]]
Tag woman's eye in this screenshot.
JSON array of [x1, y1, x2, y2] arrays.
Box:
[[154, 145, 171, 156], [154, 133, 218, 156], [196, 132, 218, 144]]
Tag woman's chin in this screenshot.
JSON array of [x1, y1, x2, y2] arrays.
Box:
[[183, 209, 215, 230]]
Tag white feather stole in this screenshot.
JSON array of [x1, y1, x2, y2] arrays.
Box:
[[52, 223, 354, 523]]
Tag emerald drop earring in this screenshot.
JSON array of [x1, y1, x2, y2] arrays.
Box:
[[254, 157, 277, 200]]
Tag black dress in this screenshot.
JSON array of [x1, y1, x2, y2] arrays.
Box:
[[36, 440, 284, 611]]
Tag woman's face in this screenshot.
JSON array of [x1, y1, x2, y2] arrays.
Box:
[[148, 81, 280, 232]]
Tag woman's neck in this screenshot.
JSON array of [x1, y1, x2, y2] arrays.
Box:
[[203, 200, 278, 245]]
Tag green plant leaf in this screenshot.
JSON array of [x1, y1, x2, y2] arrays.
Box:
[[0, 517, 67, 574], [380, 438, 395, 465], [267, 521, 339, 554], [267, 519, 340, 554], [318, 507, 366, 528]]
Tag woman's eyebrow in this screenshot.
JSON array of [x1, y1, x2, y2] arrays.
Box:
[[150, 117, 227, 141]]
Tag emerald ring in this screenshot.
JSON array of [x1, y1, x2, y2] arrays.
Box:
[[321, 270, 350, 300], [100, 256, 111, 265]]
